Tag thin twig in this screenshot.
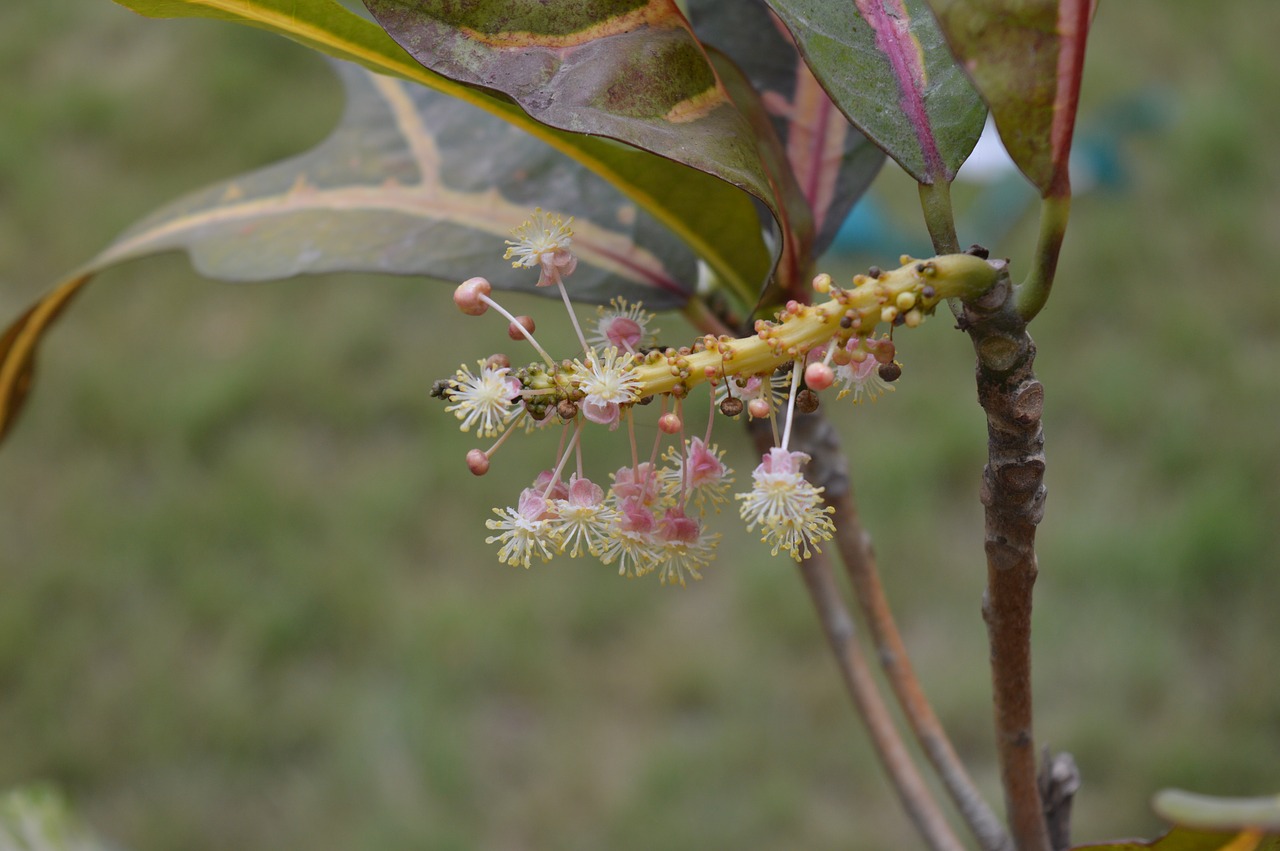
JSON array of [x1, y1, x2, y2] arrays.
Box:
[[827, 490, 1013, 851], [796, 550, 967, 851]]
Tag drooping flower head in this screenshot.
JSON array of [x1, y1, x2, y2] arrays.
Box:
[[549, 474, 617, 558], [654, 507, 720, 587], [503, 208, 578, 288], [485, 488, 561, 569], [736, 449, 836, 561], [660, 437, 734, 512]]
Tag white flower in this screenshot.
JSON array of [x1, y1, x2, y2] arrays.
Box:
[[736, 448, 836, 561], [445, 361, 521, 437], [548, 475, 617, 558], [573, 347, 640, 429], [503, 208, 578, 288], [485, 487, 560, 568]]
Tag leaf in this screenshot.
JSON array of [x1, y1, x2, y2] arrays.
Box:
[[1072, 830, 1279, 851], [1153, 791, 1280, 833], [111, 0, 769, 304], [704, 48, 813, 302], [925, 0, 1095, 197], [0, 786, 114, 851], [361, 0, 790, 233], [764, 0, 986, 185], [1072, 791, 1280, 851], [0, 58, 751, 444], [688, 0, 886, 258]]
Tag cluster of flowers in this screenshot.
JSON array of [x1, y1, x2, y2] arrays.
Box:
[[437, 209, 993, 584]]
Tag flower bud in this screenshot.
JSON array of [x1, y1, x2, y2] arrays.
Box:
[[804, 362, 835, 392], [747, 398, 771, 419], [466, 448, 490, 476], [453, 276, 491, 315], [508, 315, 535, 340], [658, 412, 682, 434]]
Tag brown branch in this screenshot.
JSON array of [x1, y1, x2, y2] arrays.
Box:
[[961, 261, 1053, 851], [796, 550, 967, 851], [828, 489, 1013, 851]]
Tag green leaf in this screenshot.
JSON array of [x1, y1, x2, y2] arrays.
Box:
[[925, 0, 1095, 197], [707, 48, 814, 302], [0, 786, 114, 850], [0, 56, 758, 444], [111, 0, 769, 303], [689, 0, 886, 258], [1153, 791, 1280, 833], [764, 0, 986, 185], [361, 0, 790, 234], [1072, 791, 1280, 851]]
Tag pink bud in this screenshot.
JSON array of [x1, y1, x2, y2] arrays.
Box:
[[508, 315, 535, 340], [453, 276, 491, 315], [658, 412, 682, 434], [747, 398, 771, 419], [466, 449, 489, 476], [805, 362, 835, 392]]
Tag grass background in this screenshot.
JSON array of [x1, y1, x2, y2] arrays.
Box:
[[2, 2, 1278, 848]]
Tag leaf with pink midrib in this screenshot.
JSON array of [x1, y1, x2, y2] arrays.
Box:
[[764, 0, 985, 185]]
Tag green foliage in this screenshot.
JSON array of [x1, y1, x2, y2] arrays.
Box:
[[767, 0, 986, 183]]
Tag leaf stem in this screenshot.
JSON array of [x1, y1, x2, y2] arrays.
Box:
[[1014, 195, 1071, 322], [827, 490, 1013, 851], [918, 180, 961, 255]]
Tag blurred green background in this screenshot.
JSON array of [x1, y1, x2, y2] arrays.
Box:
[[1, 2, 1277, 849]]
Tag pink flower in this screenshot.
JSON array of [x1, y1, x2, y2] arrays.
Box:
[[611, 463, 660, 506], [617, 497, 657, 534], [565, 474, 605, 508], [684, 438, 728, 489], [657, 507, 700, 545], [531, 471, 569, 502], [757, 447, 810, 477], [517, 487, 556, 522], [581, 397, 621, 429]]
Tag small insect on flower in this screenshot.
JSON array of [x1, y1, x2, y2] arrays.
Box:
[[503, 208, 578, 288], [445, 361, 522, 437]]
